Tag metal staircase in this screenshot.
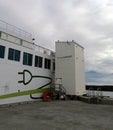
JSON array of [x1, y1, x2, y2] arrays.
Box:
[[88, 87, 103, 104], [51, 84, 67, 100]]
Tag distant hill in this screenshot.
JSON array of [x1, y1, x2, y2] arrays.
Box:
[[85, 71, 113, 85]]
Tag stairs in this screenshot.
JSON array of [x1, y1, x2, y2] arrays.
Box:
[[51, 84, 67, 100], [87, 88, 103, 104]]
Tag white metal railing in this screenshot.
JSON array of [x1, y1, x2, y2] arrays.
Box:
[[0, 20, 32, 41], [0, 20, 55, 56], [33, 44, 54, 56]]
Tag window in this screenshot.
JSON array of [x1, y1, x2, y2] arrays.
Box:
[[35, 55, 43, 68], [0, 32, 1, 38], [23, 52, 33, 66], [8, 48, 20, 61], [44, 58, 51, 69], [15, 50, 20, 61], [0, 45, 5, 58], [53, 62, 55, 71]]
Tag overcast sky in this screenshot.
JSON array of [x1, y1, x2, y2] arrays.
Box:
[[0, 0, 113, 85]]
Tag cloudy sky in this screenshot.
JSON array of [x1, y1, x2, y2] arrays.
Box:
[[0, 0, 113, 85]]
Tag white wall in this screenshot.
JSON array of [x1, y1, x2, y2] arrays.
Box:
[[75, 45, 85, 95], [0, 37, 53, 105], [55, 41, 85, 95]]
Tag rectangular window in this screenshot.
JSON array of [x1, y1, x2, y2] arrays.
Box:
[[48, 59, 51, 69], [44, 58, 51, 69], [28, 53, 32, 66], [8, 48, 20, 61], [53, 62, 55, 71], [0, 45, 5, 58], [8, 48, 14, 60], [23, 52, 27, 65], [44, 58, 47, 69], [23, 52, 33, 66], [0, 32, 1, 38], [35, 55, 43, 68], [15, 50, 20, 61]]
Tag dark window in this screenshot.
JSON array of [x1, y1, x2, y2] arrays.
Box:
[[0, 45, 5, 58], [39, 57, 43, 68], [48, 59, 51, 69], [15, 50, 20, 61], [28, 53, 32, 66], [44, 58, 51, 69], [8, 48, 20, 61], [35, 55, 43, 68], [53, 62, 55, 71], [44, 58, 47, 69], [8, 48, 14, 60], [23, 52, 33, 66], [23, 52, 27, 65]]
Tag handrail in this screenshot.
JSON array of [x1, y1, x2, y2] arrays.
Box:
[[0, 19, 32, 41], [33, 44, 54, 56], [0, 20, 55, 56]]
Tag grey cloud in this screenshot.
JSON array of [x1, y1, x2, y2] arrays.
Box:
[[0, 0, 113, 84]]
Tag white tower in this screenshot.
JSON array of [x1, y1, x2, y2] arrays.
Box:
[[55, 41, 85, 96]]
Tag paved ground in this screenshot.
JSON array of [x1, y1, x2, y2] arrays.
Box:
[[0, 100, 113, 130]]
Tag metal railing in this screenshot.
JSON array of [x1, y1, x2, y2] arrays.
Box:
[[0, 20, 55, 56], [33, 44, 54, 56], [0, 20, 32, 41], [87, 87, 103, 104], [51, 84, 67, 100]]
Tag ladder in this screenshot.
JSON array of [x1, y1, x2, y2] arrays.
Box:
[[51, 84, 67, 100]]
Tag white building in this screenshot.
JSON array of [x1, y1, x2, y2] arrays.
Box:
[[55, 41, 85, 96]]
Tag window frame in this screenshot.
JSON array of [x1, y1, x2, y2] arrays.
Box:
[[8, 48, 20, 62], [44, 58, 51, 69], [23, 52, 33, 66], [0, 45, 5, 59], [35, 55, 43, 68], [0, 32, 1, 38]]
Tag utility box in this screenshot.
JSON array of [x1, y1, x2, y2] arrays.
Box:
[[55, 41, 85, 96]]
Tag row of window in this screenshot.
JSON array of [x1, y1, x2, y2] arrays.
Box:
[[0, 45, 52, 69]]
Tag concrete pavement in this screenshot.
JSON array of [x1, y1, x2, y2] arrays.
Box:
[[0, 100, 113, 130]]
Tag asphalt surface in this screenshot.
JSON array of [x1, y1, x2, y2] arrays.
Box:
[[0, 100, 113, 130]]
